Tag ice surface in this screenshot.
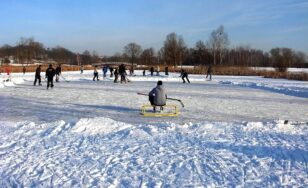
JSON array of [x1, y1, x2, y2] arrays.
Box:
[[0, 70, 307, 187]]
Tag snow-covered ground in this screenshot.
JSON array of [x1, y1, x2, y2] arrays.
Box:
[[0, 70, 307, 187], [252, 67, 308, 73]]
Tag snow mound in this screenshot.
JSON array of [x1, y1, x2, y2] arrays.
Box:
[[72, 117, 133, 135]]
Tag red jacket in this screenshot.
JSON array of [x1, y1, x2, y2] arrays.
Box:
[[5, 67, 10, 75]]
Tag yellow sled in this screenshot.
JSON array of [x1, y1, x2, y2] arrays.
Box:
[[141, 104, 179, 117]]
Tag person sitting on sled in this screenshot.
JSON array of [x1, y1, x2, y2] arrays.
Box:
[[149, 80, 167, 111]]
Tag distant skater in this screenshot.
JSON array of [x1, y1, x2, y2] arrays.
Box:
[[150, 67, 154, 76], [55, 64, 61, 82], [119, 64, 127, 83], [206, 65, 213, 81], [103, 66, 108, 78], [23, 66, 26, 75], [156, 66, 160, 76], [114, 68, 119, 83], [180, 69, 190, 83], [34, 65, 42, 86], [45, 64, 55, 89], [129, 66, 134, 75], [165, 66, 169, 75], [93, 66, 99, 81], [109, 67, 114, 77], [5, 65, 11, 81], [80, 65, 84, 74]]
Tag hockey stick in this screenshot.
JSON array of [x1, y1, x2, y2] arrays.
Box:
[[166, 97, 184, 108], [137, 93, 184, 108], [60, 74, 70, 82]]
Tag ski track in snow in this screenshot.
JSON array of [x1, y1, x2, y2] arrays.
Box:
[[0, 71, 308, 187]]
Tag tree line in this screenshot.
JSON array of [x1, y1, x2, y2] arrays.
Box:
[[1, 26, 307, 71]]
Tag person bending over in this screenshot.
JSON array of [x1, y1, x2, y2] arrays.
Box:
[[148, 80, 167, 111]]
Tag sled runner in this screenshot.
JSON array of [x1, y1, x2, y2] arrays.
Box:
[[140, 104, 179, 117]]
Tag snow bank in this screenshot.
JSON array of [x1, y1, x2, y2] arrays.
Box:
[[72, 117, 133, 135]]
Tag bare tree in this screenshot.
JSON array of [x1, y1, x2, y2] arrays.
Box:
[[15, 37, 44, 64], [163, 33, 186, 67], [195, 40, 207, 65], [209, 25, 229, 65], [49, 46, 75, 64], [140, 48, 155, 65], [270, 48, 294, 72], [82, 50, 92, 65], [124, 43, 142, 67], [92, 50, 101, 64]]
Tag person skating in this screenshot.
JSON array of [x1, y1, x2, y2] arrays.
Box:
[[5, 65, 11, 81], [180, 69, 190, 83], [109, 67, 114, 77], [206, 65, 213, 81], [143, 70, 146, 76], [55, 64, 61, 82], [150, 67, 154, 76], [34, 65, 42, 86], [119, 64, 127, 83], [129, 66, 134, 75], [80, 65, 84, 74], [156, 66, 160, 76], [102, 66, 108, 78], [23, 66, 26, 75], [93, 66, 99, 81], [114, 68, 119, 83], [165, 66, 169, 75], [148, 80, 167, 112], [45, 64, 55, 89]]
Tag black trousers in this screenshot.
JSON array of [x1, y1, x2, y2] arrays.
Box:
[[34, 75, 41, 85], [93, 73, 99, 81], [47, 77, 54, 88], [120, 73, 126, 83], [206, 73, 212, 80], [114, 74, 118, 83], [182, 75, 190, 83], [149, 96, 154, 105]]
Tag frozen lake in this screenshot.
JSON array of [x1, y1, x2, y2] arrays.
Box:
[[0, 70, 307, 187]]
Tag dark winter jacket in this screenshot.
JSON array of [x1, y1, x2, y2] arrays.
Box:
[[46, 67, 56, 78], [119, 64, 126, 75], [35, 67, 41, 76], [207, 66, 212, 74], [114, 69, 118, 75], [180, 70, 188, 77], [55, 66, 61, 75], [149, 85, 167, 106]]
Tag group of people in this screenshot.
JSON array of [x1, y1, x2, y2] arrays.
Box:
[[92, 64, 129, 84], [147, 66, 168, 77], [34, 64, 61, 89], [30, 63, 213, 94], [31, 63, 214, 112]]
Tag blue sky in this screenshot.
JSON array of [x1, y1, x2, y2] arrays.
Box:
[[0, 0, 308, 55]]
